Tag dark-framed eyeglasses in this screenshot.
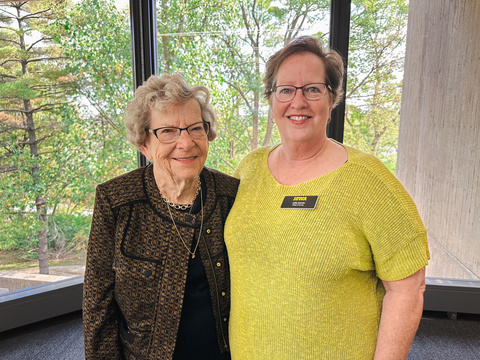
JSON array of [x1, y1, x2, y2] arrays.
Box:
[[148, 122, 210, 144], [273, 83, 332, 103]]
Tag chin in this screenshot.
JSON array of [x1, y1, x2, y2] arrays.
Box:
[[285, 132, 313, 143], [172, 166, 203, 182]]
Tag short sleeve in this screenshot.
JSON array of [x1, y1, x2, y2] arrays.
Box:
[[353, 155, 430, 281], [374, 229, 429, 281]]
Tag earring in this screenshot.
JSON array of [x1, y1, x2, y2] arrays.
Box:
[[271, 117, 276, 124]]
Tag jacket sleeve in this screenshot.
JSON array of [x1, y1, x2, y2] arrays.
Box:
[[83, 185, 122, 358]]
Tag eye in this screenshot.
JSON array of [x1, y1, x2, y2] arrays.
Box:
[[278, 87, 293, 94], [159, 127, 176, 135], [306, 85, 321, 93], [189, 124, 204, 132]]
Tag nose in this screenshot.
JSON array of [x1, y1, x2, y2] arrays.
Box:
[[176, 128, 195, 149], [290, 88, 307, 108]]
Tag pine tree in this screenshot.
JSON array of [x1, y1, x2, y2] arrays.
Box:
[[0, 0, 73, 273]]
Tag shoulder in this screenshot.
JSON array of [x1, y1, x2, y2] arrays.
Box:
[[345, 145, 387, 171], [235, 145, 274, 178], [96, 166, 148, 207], [202, 167, 239, 198], [343, 145, 403, 190], [341, 146, 423, 225], [243, 146, 272, 162]]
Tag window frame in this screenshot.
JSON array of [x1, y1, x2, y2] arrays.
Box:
[[0, 276, 83, 332], [0, 0, 479, 333]]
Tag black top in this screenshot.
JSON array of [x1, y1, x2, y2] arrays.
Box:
[[173, 177, 230, 360]]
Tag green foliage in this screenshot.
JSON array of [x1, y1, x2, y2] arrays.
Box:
[[0, 0, 134, 263], [0, 0, 409, 257], [46, 212, 92, 254], [0, 1, 72, 264], [156, 0, 329, 172], [344, 0, 409, 172], [0, 211, 91, 255], [56, 0, 136, 183], [0, 212, 41, 251]]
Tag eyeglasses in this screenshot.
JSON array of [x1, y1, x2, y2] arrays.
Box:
[[273, 83, 332, 103], [148, 122, 210, 144]]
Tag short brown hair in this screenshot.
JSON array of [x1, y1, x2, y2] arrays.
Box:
[[263, 36, 345, 109], [125, 74, 218, 150]]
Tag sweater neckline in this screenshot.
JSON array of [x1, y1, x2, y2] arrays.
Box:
[[264, 142, 351, 188]]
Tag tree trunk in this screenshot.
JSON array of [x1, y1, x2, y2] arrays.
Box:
[[24, 99, 49, 274], [229, 140, 235, 158], [36, 196, 49, 274], [251, 91, 259, 150], [18, 8, 49, 274], [262, 108, 274, 147], [251, 33, 260, 150]]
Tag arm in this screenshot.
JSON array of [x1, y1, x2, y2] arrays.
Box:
[[374, 267, 426, 360], [83, 186, 122, 358]]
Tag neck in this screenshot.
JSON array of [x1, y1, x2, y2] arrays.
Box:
[[153, 166, 200, 205], [279, 138, 330, 163], [270, 139, 338, 186]]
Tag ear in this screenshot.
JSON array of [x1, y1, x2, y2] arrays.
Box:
[[140, 142, 152, 161]]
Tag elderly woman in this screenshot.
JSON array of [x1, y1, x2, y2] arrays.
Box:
[[225, 36, 430, 359], [83, 74, 238, 359]]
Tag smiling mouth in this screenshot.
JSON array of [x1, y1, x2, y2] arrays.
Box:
[[174, 156, 197, 161], [288, 115, 310, 122]]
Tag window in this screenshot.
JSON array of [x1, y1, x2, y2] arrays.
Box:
[[343, 1, 407, 173], [1, 0, 478, 332], [0, 0, 135, 295], [343, 0, 480, 314], [155, 0, 331, 174], [394, 2, 480, 288]]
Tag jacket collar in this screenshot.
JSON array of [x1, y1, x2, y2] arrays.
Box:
[[143, 164, 216, 228]]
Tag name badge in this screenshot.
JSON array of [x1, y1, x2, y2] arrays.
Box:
[[281, 196, 318, 209]]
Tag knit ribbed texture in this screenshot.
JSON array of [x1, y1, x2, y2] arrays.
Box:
[[224, 145, 430, 360]]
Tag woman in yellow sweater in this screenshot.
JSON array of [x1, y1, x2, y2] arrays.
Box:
[[224, 36, 430, 360]]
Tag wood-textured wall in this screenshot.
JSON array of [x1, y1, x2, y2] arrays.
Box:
[[396, 0, 480, 279]]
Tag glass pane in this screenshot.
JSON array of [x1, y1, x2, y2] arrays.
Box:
[[345, 1, 479, 282], [0, 0, 135, 293], [344, 0, 408, 173], [395, 2, 479, 282], [156, 0, 331, 174]]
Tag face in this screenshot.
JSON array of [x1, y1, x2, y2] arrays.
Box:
[[141, 98, 208, 183], [272, 52, 333, 146]]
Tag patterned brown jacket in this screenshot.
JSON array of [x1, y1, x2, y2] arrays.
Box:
[[83, 165, 239, 359]]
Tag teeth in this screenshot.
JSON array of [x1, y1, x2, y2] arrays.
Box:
[[289, 116, 309, 120], [176, 157, 195, 161]]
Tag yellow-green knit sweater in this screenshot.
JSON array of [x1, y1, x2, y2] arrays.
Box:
[[224, 144, 430, 360]]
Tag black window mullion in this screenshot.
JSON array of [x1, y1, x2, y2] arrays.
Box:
[[327, 0, 351, 143], [129, 0, 158, 167]]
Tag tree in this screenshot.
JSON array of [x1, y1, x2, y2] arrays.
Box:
[[56, 0, 135, 180], [0, 0, 73, 273], [0, 0, 134, 274], [0, 0, 410, 275], [344, 0, 408, 172], [229, 0, 329, 151], [155, 0, 329, 173]]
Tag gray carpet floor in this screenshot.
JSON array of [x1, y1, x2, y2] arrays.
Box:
[[0, 311, 479, 359], [0, 311, 84, 359], [408, 312, 480, 360]]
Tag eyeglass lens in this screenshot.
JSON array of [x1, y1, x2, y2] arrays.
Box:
[[274, 83, 327, 102], [153, 122, 209, 143]]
